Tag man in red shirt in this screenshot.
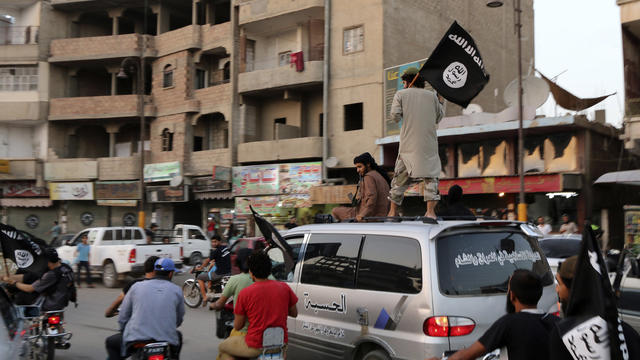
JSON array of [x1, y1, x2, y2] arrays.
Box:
[[217, 251, 298, 359]]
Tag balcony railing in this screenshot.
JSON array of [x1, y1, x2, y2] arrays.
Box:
[[0, 26, 38, 45]]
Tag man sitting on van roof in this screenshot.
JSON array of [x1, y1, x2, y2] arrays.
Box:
[[427, 269, 558, 360]]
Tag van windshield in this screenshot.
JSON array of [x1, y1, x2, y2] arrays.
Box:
[[436, 230, 553, 296]]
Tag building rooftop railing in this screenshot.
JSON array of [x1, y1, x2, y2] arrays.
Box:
[[0, 26, 39, 45]]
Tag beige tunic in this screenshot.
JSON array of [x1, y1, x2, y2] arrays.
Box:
[[390, 87, 444, 178]]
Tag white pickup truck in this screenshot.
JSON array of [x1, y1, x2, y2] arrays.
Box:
[[156, 224, 211, 265], [57, 226, 183, 287]]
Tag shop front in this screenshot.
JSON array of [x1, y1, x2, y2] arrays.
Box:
[[1, 181, 55, 239], [95, 181, 141, 226], [192, 166, 234, 232], [49, 182, 106, 234]]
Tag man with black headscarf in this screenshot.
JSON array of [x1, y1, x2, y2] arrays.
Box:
[[332, 152, 390, 222], [437, 184, 474, 218]]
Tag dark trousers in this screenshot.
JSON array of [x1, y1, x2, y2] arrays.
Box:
[[105, 332, 182, 360], [76, 261, 91, 285]]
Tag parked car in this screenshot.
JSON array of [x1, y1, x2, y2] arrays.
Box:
[[50, 233, 75, 248], [538, 234, 582, 274], [155, 225, 211, 265], [265, 219, 557, 359], [56, 227, 183, 287], [228, 237, 267, 274], [0, 286, 28, 359]]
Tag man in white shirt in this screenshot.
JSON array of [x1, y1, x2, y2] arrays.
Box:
[[536, 216, 552, 235]]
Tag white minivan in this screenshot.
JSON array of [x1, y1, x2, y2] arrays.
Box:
[[156, 224, 211, 264]]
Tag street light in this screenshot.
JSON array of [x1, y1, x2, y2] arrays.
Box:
[[487, 0, 527, 222], [118, 56, 146, 228]]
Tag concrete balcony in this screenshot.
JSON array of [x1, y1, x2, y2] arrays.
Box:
[[155, 25, 201, 57], [49, 95, 155, 121], [49, 34, 156, 63], [98, 156, 140, 181], [194, 83, 232, 117], [202, 22, 232, 52], [0, 159, 39, 181], [0, 44, 38, 63], [44, 158, 98, 181], [238, 0, 324, 31], [237, 136, 322, 163], [0, 92, 45, 122], [186, 149, 232, 176], [238, 60, 323, 94]]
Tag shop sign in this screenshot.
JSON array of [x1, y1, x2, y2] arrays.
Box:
[[144, 161, 181, 183], [3, 181, 49, 197], [235, 196, 279, 214], [49, 182, 94, 200], [213, 166, 231, 181], [192, 177, 230, 192], [279, 193, 311, 208], [0, 160, 10, 174], [95, 181, 141, 199], [438, 174, 563, 195], [97, 200, 137, 207], [232, 165, 279, 196], [384, 58, 429, 136], [146, 185, 189, 203], [279, 162, 322, 194]]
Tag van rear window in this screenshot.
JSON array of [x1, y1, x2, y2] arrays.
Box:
[[436, 231, 552, 296]]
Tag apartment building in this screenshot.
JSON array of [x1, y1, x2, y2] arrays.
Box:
[[619, 0, 640, 154], [0, 0, 535, 235]]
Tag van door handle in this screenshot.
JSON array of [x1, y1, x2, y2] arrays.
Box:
[[357, 307, 369, 326], [156, 249, 162, 252]]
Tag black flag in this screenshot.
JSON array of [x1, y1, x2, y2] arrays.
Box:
[[0, 223, 49, 276], [420, 21, 490, 108], [249, 206, 294, 274], [557, 225, 629, 360]]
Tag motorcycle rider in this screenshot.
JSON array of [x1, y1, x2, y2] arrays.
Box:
[[217, 251, 298, 360], [194, 235, 231, 307], [106, 258, 184, 360], [3, 248, 73, 312], [104, 255, 158, 318]]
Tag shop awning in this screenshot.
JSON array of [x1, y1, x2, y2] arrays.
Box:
[[594, 170, 640, 186], [439, 174, 580, 195], [194, 191, 234, 200], [0, 198, 53, 207]]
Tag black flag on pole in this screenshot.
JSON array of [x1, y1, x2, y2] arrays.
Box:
[[249, 205, 294, 274], [0, 223, 49, 276], [556, 225, 629, 360], [420, 21, 490, 108]]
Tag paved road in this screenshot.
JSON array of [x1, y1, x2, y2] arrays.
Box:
[[55, 272, 222, 360]]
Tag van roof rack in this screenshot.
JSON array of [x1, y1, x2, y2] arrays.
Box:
[[345, 216, 439, 224]]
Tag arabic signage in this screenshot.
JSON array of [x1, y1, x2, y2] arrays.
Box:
[[144, 161, 181, 183], [146, 185, 189, 203], [279, 193, 311, 208], [438, 174, 563, 195], [212, 166, 231, 181], [49, 182, 94, 200], [192, 177, 230, 193], [95, 181, 140, 199], [279, 162, 322, 194], [0, 160, 9, 174], [232, 165, 279, 196], [384, 58, 429, 136], [235, 196, 279, 215], [97, 200, 137, 207], [2, 181, 49, 198]]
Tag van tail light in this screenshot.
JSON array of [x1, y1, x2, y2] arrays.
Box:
[[180, 246, 183, 258], [129, 249, 136, 263], [47, 315, 61, 325], [424, 316, 475, 337], [148, 356, 164, 360]]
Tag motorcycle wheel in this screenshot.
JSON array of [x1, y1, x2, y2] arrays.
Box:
[[182, 281, 202, 308]]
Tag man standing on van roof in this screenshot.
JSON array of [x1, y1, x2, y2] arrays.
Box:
[[388, 67, 444, 219], [427, 269, 558, 360]]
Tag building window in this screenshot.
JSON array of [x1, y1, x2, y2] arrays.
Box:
[[195, 68, 206, 89], [163, 64, 174, 88], [300, 234, 362, 288], [344, 102, 363, 131], [278, 51, 291, 66], [0, 66, 38, 91], [319, 113, 324, 137], [161, 128, 173, 151], [343, 25, 364, 55]]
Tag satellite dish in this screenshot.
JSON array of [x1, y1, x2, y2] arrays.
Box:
[[503, 76, 550, 109], [463, 104, 483, 115], [325, 157, 339, 168], [170, 175, 183, 187]]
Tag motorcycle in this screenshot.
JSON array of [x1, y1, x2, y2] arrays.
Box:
[[19, 305, 72, 360], [215, 301, 234, 339], [182, 264, 230, 308]]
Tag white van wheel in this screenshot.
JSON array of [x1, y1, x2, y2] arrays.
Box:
[[361, 350, 390, 360], [189, 252, 202, 265], [102, 262, 119, 288]]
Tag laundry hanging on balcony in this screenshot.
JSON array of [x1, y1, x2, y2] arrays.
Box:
[[290, 51, 304, 72]]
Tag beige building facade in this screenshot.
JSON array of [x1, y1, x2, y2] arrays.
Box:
[[619, 0, 640, 154], [0, 0, 534, 234]]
